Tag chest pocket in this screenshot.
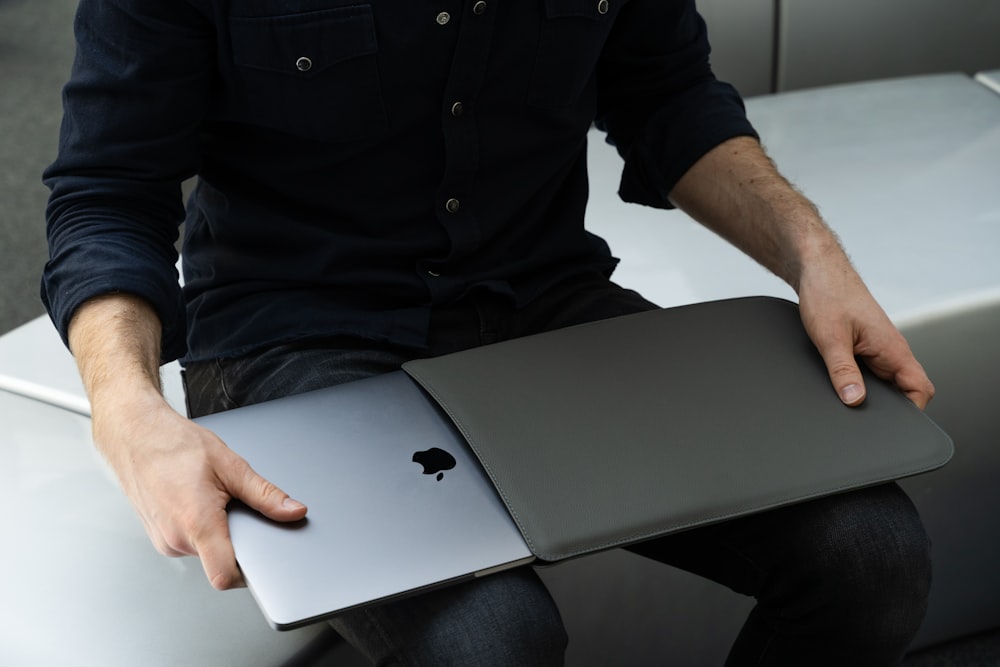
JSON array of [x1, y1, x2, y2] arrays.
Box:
[[228, 4, 387, 142], [527, 0, 622, 110]]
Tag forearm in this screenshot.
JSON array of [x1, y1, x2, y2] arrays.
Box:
[[68, 293, 169, 459], [669, 136, 934, 408], [667, 135, 848, 293]]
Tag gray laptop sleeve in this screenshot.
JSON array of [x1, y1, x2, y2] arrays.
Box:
[[402, 297, 953, 562]]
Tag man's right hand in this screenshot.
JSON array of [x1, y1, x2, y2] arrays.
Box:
[[98, 390, 307, 589], [69, 294, 307, 590]]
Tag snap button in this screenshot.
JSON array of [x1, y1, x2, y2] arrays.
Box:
[[295, 56, 313, 72], [445, 198, 460, 213], [473, 1, 487, 15], [426, 269, 441, 277], [436, 11, 451, 25], [597, 0, 609, 14], [451, 101, 464, 117]]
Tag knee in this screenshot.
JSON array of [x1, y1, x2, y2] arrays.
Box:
[[331, 567, 567, 666], [466, 568, 569, 665], [797, 484, 932, 637], [730, 485, 931, 665], [829, 484, 930, 593]]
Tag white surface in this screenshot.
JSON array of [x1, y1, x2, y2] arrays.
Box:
[[586, 73, 1000, 326], [750, 73, 1000, 324], [0, 390, 327, 666], [0, 316, 186, 416]]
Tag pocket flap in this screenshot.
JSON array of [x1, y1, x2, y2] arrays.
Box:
[[231, 5, 377, 76]]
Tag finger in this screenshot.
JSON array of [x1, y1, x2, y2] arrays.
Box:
[[138, 516, 191, 559], [193, 505, 246, 590], [219, 453, 308, 523], [898, 364, 935, 410], [863, 349, 935, 410], [814, 333, 867, 406], [900, 384, 934, 411]]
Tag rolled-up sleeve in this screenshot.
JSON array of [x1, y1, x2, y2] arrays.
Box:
[[595, 0, 758, 209], [42, 0, 214, 362]]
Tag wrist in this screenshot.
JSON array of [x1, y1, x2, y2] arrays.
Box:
[[89, 376, 166, 418], [89, 382, 177, 475], [785, 218, 852, 294]]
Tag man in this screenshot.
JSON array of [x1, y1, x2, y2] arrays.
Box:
[[44, 0, 934, 664]]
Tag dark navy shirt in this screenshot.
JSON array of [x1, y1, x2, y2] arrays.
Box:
[[43, 0, 757, 363]]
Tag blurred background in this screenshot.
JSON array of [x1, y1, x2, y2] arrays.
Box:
[[1, 0, 76, 334]]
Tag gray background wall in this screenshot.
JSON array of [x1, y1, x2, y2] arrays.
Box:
[[0, 0, 76, 335], [777, 0, 1000, 91]]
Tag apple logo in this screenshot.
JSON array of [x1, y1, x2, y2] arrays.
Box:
[[412, 447, 457, 481]]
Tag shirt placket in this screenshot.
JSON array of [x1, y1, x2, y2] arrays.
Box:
[[421, 0, 499, 300]]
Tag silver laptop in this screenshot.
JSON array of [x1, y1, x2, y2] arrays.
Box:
[[195, 370, 535, 630]]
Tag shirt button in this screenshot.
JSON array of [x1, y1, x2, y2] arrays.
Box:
[[450, 101, 464, 117], [597, 0, 609, 14], [295, 56, 313, 72], [445, 198, 460, 213], [436, 11, 451, 25], [473, 1, 487, 14]]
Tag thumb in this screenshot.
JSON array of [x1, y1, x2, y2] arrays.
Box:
[[227, 458, 308, 522], [801, 304, 869, 407], [820, 349, 867, 406]]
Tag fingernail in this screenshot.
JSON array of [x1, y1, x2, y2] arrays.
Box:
[[283, 497, 305, 510], [840, 383, 863, 404]]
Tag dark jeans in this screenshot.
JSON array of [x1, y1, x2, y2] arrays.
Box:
[[184, 274, 931, 666]]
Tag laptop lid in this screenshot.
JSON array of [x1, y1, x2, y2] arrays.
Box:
[[195, 370, 534, 631]]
